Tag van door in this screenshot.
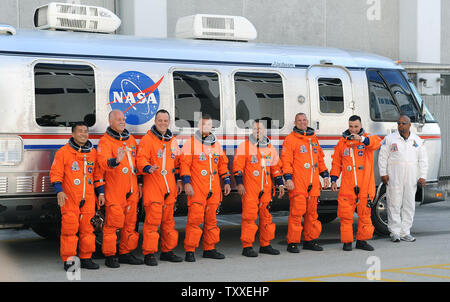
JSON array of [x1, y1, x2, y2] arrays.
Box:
[[307, 65, 354, 134]]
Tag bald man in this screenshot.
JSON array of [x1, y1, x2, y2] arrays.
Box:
[[95, 110, 143, 268], [378, 115, 428, 243]]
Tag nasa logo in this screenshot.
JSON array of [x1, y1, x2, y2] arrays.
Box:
[[108, 71, 164, 125]]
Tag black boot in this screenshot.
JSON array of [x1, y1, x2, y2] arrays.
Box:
[[203, 249, 225, 259], [287, 243, 300, 253], [185, 252, 196, 262], [242, 247, 258, 257], [160, 251, 183, 263], [303, 240, 323, 251], [355, 240, 374, 251], [80, 258, 100, 270], [144, 254, 158, 266], [343, 242, 352, 251], [259, 245, 280, 255], [118, 253, 144, 265], [105, 256, 120, 268]]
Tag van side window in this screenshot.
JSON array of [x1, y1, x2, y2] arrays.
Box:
[[367, 70, 400, 121], [318, 78, 344, 114], [234, 72, 284, 129], [379, 69, 419, 122], [34, 63, 95, 127], [173, 71, 221, 128]]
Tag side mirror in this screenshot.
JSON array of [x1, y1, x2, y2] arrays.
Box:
[[417, 102, 426, 130]]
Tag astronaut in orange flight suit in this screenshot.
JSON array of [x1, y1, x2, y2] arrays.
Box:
[[180, 114, 231, 262], [95, 110, 144, 268], [281, 113, 330, 253], [330, 115, 381, 251], [233, 119, 285, 257], [50, 122, 99, 271], [136, 109, 184, 266]]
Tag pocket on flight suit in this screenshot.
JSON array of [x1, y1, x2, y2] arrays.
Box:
[[106, 204, 125, 229], [61, 211, 79, 236], [147, 201, 163, 226]]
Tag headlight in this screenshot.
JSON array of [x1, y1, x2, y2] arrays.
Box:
[[0, 136, 23, 166]]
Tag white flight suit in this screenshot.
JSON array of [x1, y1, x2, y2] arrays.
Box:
[[378, 131, 428, 237]]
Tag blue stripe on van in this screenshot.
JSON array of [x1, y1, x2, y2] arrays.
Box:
[[25, 144, 337, 150], [0, 50, 309, 68], [0, 50, 368, 70]]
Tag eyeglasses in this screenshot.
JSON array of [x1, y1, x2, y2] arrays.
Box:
[[397, 122, 409, 125]]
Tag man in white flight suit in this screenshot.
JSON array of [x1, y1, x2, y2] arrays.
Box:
[[378, 115, 428, 243]]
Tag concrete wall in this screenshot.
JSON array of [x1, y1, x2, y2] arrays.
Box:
[[4, 0, 450, 66], [118, 0, 166, 37], [441, 0, 450, 65], [167, 0, 400, 59]]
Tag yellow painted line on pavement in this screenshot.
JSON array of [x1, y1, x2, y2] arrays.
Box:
[[345, 273, 403, 282], [389, 270, 450, 280], [270, 263, 450, 282], [433, 267, 450, 270]]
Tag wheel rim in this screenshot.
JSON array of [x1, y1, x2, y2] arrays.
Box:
[[375, 193, 388, 227]]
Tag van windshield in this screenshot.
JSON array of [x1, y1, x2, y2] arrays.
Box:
[[368, 69, 437, 123], [401, 71, 437, 123]]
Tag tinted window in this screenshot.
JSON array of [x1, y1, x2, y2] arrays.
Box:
[[234, 72, 284, 129], [368, 70, 400, 121], [173, 71, 221, 128], [318, 78, 344, 113], [401, 71, 437, 123], [34, 63, 95, 127], [379, 70, 419, 122]]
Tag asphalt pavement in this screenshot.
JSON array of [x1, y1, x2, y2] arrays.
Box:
[[0, 198, 449, 282]]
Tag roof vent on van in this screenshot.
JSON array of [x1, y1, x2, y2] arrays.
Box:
[[0, 24, 16, 35], [33, 2, 121, 33], [175, 14, 257, 42]]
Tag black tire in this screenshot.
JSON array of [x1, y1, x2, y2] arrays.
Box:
[[371, 188, 390, 236], [92, 231, 105, 259], [31, 221, 60, 240], [318, 213, 337, 224]]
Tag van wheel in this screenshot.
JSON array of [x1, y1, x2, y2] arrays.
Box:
[[318, 213, 337, 224], [31, 221, 60, 240], [371, 188, 390, 236]]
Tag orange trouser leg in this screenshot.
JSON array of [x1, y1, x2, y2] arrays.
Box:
[[160, 203, 178, 253], [302, 196, 322, 241], [60, 201, 80, 262], [102, 202, 125, 257], [287, 193, 307, 244], [118, 194, 140, 255], [337, 196, 356, 243], [202, 202, 220, 251], [142, 202, 162, 255], [184, 201, 205, 252], [78, 200, 96, 259], [356, 198, 375, 241], [258, 201, 276, 247], [241, 198, 259, 248]]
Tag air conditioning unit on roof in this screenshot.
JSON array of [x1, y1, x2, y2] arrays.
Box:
[[34, 2, 121, 33], [175, 14, 257, 42]]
